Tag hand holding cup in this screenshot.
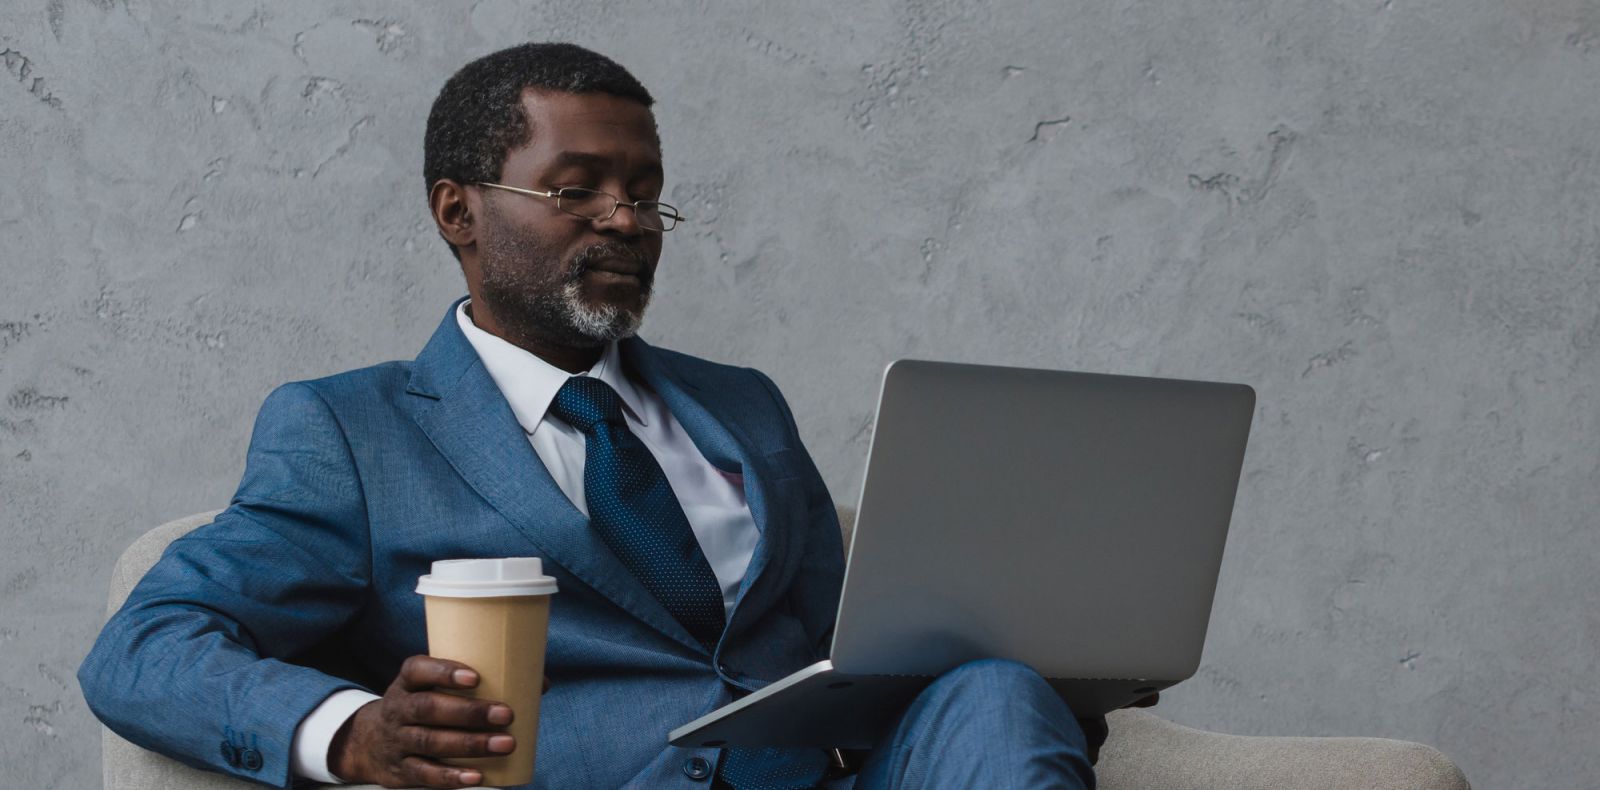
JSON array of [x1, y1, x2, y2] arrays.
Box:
[[328, 655, 516, 789]]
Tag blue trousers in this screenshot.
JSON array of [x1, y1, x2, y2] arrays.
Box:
[[825, 659, 1095, 790]]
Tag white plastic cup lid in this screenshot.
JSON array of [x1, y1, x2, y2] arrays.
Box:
[[415, 557, 559, 598]]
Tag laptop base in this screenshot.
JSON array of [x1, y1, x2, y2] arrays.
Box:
[[668, 660, 1177, 749]]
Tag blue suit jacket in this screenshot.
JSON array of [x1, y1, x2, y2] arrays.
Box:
[[80, 299, 846, 788]]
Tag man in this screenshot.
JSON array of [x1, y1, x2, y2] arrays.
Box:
[[80, 43, 1104, 789]]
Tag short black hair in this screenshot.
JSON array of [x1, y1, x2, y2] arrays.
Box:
[[423, 42, 655, 258]]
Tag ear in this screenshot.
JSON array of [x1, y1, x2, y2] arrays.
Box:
[[429, 179, 476, 252]]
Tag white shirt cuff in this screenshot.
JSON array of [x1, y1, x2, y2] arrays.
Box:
[[291, 688, 381, 784]]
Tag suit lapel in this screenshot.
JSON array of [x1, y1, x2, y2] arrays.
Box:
[[405, 304, 707, 656], [619, 338, 749, 475]]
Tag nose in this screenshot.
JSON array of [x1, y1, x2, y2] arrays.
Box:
[[593, 201, 644, 238]]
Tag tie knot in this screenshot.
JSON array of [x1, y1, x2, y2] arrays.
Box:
[[551, 376, 625, 434]]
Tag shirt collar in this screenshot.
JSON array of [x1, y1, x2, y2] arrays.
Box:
[[455, 300, 649, 433]]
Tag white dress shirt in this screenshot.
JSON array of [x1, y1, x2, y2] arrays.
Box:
[[290, 301, 760, 783]]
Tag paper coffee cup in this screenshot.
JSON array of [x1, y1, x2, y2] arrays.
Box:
[[417, 558, 557, 787]]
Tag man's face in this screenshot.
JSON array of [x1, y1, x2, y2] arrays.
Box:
[[472, 89, 664, 349]]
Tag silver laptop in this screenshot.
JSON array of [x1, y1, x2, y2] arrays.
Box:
[[669, 360, 1255, 750]]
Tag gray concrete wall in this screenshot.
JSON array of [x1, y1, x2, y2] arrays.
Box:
[[3, 1, 1596, 787]]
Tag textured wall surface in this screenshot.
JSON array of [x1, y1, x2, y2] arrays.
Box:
[[3, 1, 1597, 788]]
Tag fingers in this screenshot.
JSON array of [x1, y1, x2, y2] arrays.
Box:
[[398, 724, 515, 758], [398, 754, 484, 789], [340, 657, 524, 788], [397, 655, 481, 692], [403, 690, 514, 729]]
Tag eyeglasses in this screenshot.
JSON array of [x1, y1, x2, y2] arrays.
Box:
[[476, 183, 685, 232]]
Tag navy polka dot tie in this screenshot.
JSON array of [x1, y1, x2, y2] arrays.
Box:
[[551, 377, 830, 790], [550, 376, 726, 648]]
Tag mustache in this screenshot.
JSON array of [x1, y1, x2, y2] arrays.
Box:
[[565, 242, 649, 281]]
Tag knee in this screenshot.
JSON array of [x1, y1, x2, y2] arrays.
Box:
[[938, 658, 1052, 696], [944, 657, 1041, 681], [890, 659, 1092, 771], [927, 659, 1079, 719]]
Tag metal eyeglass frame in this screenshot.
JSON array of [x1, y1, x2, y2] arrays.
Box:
[[476, 182, 686, 232]]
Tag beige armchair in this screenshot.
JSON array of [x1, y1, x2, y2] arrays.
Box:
[[96, 511, 1470, 789]]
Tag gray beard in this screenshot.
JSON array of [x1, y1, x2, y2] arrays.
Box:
[[476, 219, 651, 349], [557, 276, 646, 343]]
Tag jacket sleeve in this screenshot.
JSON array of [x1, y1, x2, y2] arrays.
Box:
[[79, 382, 374, 789], [747, 368, 845, 657]]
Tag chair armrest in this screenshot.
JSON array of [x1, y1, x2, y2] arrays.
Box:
[[1096, 708, 1470, 790], [104, 510, 224, 616]]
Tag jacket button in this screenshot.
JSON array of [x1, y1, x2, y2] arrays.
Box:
[[240, 748, 263, 771], [219, 741, 238, 767], [682, 756, 712, 780]]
